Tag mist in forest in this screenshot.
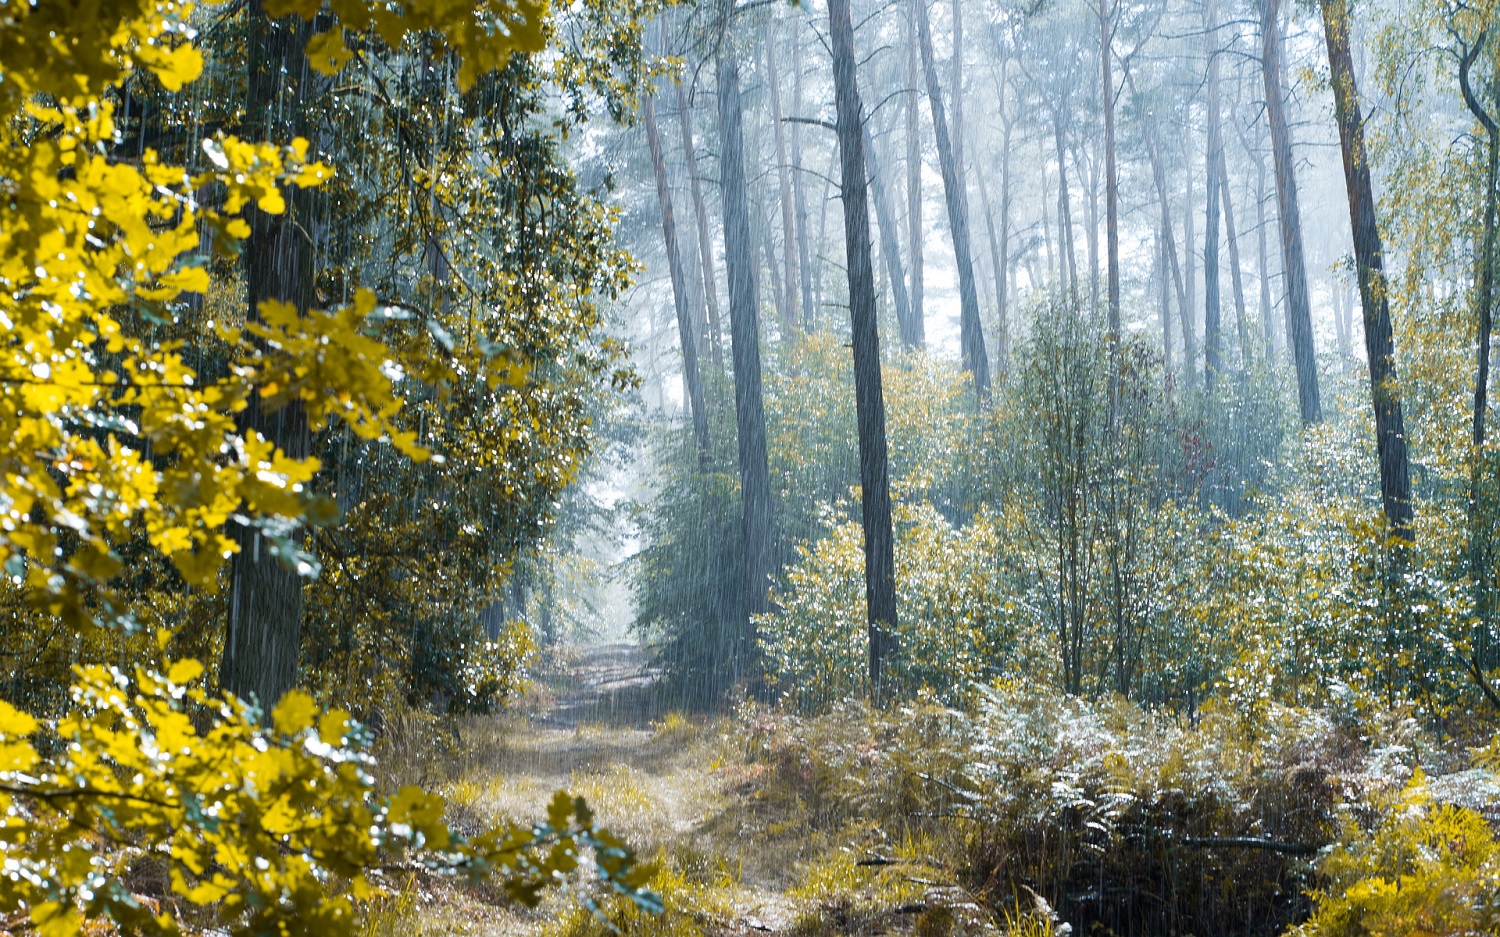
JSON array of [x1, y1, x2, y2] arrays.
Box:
[[4, 0, 1500, 933]]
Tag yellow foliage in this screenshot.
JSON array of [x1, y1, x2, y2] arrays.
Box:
[[0, 657, 660, 935], [1298, 770, 1500, 937]]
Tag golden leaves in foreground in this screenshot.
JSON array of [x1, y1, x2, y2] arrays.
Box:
[[0, 643, 660, 936]]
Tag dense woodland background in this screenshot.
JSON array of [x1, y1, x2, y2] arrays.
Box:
[[2, 0, 1500, 932]]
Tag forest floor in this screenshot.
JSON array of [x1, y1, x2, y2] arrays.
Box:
[[380, 643, 992, 937]]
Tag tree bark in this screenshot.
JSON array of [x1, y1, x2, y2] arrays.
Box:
[[974, 148, 1007, 370], [1332, 274, 1352, 361], [1253, 150, 1278, 360], [828, 0, 899, 697], [223, 1, 316, 711], [1459, 27, 1497, 639], [675, 82, 725, 368], [792, 32, 816, 331], [951, 0, 964, 187], [1460, 30, 1497, 451], [1184, 124, 1198, 378], [1321, 0, 1413, 539], [717, 47, 776, 666], [1218, 150, 1251, 366], [1141, 106, 1194, 378], [1101, 0, 1120, 344], [764, 22, 802, 332], [1054, 113, 1080, 296], [914, 0, 989, 399], [760, 203, 790, 336], [1159, 224, 1174, 372], [644, 94, 711, 454], [996, 59, 1014, 375], [906, 14, 925, 346], [1262, 0, 1322, 423], [1204, 21, 1224, 392], [866, 125, 918, 347]]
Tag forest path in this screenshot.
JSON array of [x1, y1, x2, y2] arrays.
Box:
[[413, 642, 810, 937]]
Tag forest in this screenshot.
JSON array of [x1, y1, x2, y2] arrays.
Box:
[[0, 0, 1498, 933]]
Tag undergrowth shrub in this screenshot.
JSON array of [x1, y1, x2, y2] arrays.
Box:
[[1296, 769, 1500, 937], [731, 691, 1412, 937]]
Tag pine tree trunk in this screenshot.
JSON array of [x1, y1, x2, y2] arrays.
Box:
[[1459, 29, 1498, 639], [1204, 20, 1224, 392], [1262, 0, 1322, 423], [1159, 226, 1174, 372], [997, 59, 1014, 376], [222, 1, 316, 712], [764, 23, 801, 332], [1217, 150, 1251, 366], [792, 33, 816, 331], [1254, 153, 1278, 359], [1054, 114, 1079, 296], [865, 125, 917, 347], [1460, 31, 1497, 451], [1184, 129, 1198, 378], [1101, 0, 1120, 344], [1332, 275, 1352, 361], [914, 0, 989, 399], [975, 151, 1006, 369], [1144, 119, 1194, 377], [1321, 0, 1412, 538], [1041, 162, 1057, 284], [644, 94, 710, 454], [675, 82, 725, 368], [829, 0, 899, 696], [717, 47, 776, 668], [906, 16, 925, 346]]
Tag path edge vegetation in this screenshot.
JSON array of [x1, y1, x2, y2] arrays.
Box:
[[0, 2, 659, 933]]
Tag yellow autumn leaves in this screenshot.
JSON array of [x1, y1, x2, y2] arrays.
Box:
[[0, 642, 656, 937], [0, 0, 548, 613]]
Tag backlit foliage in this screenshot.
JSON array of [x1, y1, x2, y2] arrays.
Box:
[[0, 648, 658, 936], [0, 0, 660, 932]]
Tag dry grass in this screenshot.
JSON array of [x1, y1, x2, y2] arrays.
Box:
[[367, 653, 992, 936]]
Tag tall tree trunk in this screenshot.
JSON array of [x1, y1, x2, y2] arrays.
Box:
[[974, 148, 1007, 369], [644, 94, 710, 453], [1204, 22, 1224, 392], [1054, 113, 1079, 295], [951, 0, 964, 187], [828, 0, 898, 697], [760, 203, 790, 336], [717, 47, 776, 668], [1140, 101, 1194, 378], [1218, 150, 1251, 366], [1101, 0, 1120, 344], [792, 32, 816, 331], [1460, 28, 1498, 642], [1084, 144, 1100, 312], [1262, 0, 1322, 423], [1321, 0, 1413, 538], [675, 82, 725, 368], [764, 22, 801, 331], [1461, 31, 1497, 451], [906, 14, 925, 345], [1159, 224, 1174, 372], [222, 2, 316, 711], [866, 125, 917, 347], [1333, 274, 1352, 361], [997, 59, 1014, 375], [1184, 125, 1198, 376], [1041, 161, 1057, 284], [1254, 151, 1278, 359], [915, 0, 990, 399]]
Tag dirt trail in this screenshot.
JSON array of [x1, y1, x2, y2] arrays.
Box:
[[413, 643, 805, 937], [405, 643, 988, 936]]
